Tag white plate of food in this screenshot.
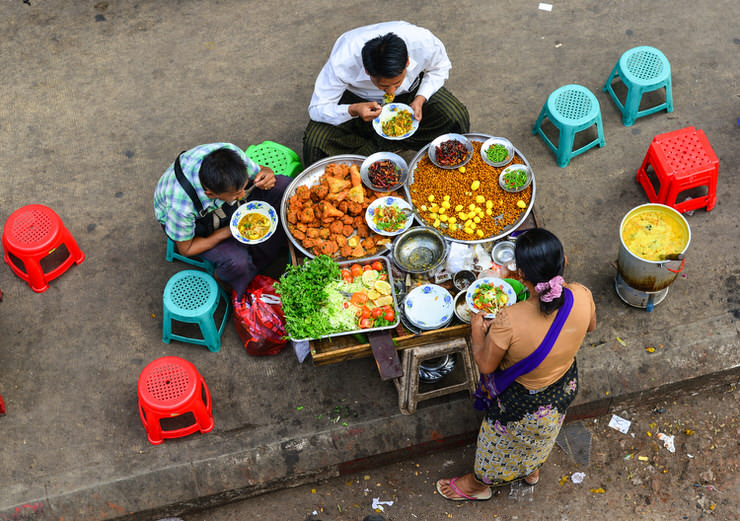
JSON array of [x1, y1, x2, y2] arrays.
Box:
[[230, 201, 278, 245], [372, 103, 419, 140], [365, 196, 413, 236], [465, 277, 516, 318]]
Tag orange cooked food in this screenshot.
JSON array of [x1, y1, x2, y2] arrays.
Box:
[[408, 141, 532, 241], [285, 163, 404, 259]]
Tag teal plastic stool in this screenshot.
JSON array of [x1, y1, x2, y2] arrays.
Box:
[[166, 238, 215, 275], [162, 270, 230, 352], [603, 46, 673, 126], [532, 84, 606, 168], [245, 141, 303, 177]]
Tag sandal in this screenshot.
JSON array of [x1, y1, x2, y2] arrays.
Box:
[[436, 477, 492, 502], [524, 471, 540, 486]]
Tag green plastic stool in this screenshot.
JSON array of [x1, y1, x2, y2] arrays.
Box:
[[166, 238, 215, 275], [532, 84, 605, 168], [162, 270, 230, 353], [603, 46, 673, 127], [245, 141, 303, 177]]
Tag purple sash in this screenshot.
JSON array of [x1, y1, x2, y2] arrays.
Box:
[[473, 288, 573, 411]]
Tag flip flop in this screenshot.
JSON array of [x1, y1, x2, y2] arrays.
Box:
[[524, 472, 539, 486], [436, 477, 492, 502]]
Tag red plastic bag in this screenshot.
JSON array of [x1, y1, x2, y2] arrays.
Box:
[[232, 275, 287, 356]]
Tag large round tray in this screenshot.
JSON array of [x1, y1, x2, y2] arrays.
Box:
[[403, 132, 536, 244], [280, 154, 403, 261]]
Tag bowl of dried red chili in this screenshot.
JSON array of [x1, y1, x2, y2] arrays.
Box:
[[360, 151, 408, 192], [427, 133, 474, 169], [499, 164, 532, 193]]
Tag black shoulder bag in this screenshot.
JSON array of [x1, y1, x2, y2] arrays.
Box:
[[173, 152, 245, 238]]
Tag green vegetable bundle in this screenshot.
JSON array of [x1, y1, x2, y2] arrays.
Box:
[[274, 255, 341, 340]]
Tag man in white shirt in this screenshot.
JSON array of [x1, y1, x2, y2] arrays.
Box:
[[302, 21, 469, 166]]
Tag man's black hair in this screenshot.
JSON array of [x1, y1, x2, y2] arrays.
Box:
[[199, 148, 248, 194], [361, 32, 408, 78]]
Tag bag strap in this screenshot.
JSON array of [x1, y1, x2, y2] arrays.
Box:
[[491, 287, 574, 392], [173, 152, 209, 218]]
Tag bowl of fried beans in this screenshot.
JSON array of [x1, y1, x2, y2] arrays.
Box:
[[427, 133, 474, 169], [406, 134, 535, 244], [360, 152, 408, 192]]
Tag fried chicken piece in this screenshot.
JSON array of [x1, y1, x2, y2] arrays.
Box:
[[327, 188, 349, 203], [287, 209, 298, 224], [340, 245, 353, 258], [295, 185, 311, 201], [302, 238, 317, 249], [350, 244, 366, 258], [329, 220, 344, 235], [362, 236, 375, 251], [325, 163, 349, 178], [333, 234, 347, 247], [310, 184, 329, 201], [318, 240, 339, 256], [342, 225, 354, 237], [341, 214, 354, 225], [356, 224, 371, 238], [318, 227, 330, 240], [321, 201, 344, 218], [299, 207, 315, 223], [306, 228, 320, 239], [296, 222, 307, 233], [352, 216, 364, 228], [346, 201, 363, 216], [338, 201, 349, 213], [291, 229, 306, 241]]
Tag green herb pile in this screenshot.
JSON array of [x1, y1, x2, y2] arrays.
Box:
[[486, 143, 509, 163], [274, 255, 340, 340]]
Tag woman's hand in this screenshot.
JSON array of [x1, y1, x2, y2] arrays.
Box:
[[253, 166, 276, 190]]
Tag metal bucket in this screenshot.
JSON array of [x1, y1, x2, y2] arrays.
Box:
[[617, 203, 691, 292]]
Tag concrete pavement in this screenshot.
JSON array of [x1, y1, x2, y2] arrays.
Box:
[[1, 1, 739, 519]]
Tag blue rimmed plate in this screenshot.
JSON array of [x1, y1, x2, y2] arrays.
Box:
[[372, 103, 419, 140], [365, 196, 413, 237], [466, 277, 516, 318], [230, 201, 278, 245], [403, 284, 454, 330]]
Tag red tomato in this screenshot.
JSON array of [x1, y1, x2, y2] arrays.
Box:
[[378, 273, 388, 281], [363, 264, 372, 272], [382, 305, 393, 312], [371, 260, 384, 271], [350, 264, 363, 277], [343, 302, 349, 309], [384, 309, 396, 321], [371, 307, 383, 319], [360, 306, 372, 319], [343, 275, 353, 284], [341, 269, 352, 279], [350, 292, 369, 306], [359, 317, 373, 329]]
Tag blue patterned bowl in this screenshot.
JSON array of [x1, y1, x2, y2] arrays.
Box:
[[230, 201, 278, 245], [403, 284, 454, 330]]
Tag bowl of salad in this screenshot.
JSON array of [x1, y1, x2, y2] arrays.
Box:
[[466, 277, 517, 318], [360, 151, 408, 192], [498, 164, 532, 193], [365, 196, 413, 236], [372, 103, 419, 140], [480, 137, 514, 167]]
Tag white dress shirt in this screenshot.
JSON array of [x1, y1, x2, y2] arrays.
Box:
[[308, 21, 452, 126]]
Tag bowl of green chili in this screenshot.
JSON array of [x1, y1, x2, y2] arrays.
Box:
[[498, 164, 532, 193], [480, 137, 514, 167]]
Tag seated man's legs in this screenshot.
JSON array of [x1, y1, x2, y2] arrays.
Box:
[[401, 87, 470, 150]]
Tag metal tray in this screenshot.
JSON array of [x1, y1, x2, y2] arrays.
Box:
[[289, 255, 401, 342], [280, 154, 406, 262], [403, 132, 536, 244]]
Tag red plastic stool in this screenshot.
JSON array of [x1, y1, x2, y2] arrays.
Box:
[[137, 356, 214, 445], [636, 126, 719, 213], [2, 205, 85, 292]]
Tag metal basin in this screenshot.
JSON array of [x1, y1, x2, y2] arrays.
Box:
[[391, 227, 449, 274]]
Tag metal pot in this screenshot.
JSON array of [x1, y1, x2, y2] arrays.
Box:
[[617, 204, 691, 292]]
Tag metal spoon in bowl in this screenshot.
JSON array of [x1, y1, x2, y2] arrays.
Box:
[[399, 207, 448, 229]]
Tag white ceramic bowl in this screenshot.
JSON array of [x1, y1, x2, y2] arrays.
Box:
[[403, 284, 454, 330], [372, 103, 419, 140], [365, 196, 413, 237], [480, 137, 515, 167], [498, 164, 532, 193], [465, 277, 516, 318], [427, 133, 474, 169], [230, 201, 278, 245], [360, 152, 409, 192]]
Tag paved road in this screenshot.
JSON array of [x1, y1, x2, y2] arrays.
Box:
[[181, 381, 740, 521]]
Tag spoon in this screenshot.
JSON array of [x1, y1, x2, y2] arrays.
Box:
[[399, 207, 448, 229]]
